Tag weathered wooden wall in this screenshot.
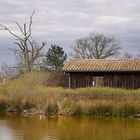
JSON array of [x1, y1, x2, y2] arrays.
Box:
[[70, 73, 92, 88], [104, 74, 140, 89], [69, 72, 140, 89]]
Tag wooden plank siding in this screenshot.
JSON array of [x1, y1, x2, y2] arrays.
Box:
[[104, 73, 140, 89], [63, 59, 140, 89], [69, 72, 140, 89], [70, 73, 92, 88]]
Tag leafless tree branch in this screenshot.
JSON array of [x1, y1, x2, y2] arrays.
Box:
[[70, 32, 121, 59], [0, 11, 46, 72]]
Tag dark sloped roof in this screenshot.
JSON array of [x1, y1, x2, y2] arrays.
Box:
[[62, 59, 140, 72]]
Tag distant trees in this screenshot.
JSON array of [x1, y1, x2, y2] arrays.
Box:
[[122, 50, 140, 59], [45, 44, 67, 71], [137, 49, 140, 58], [0, 10, 68, 73], [0, 11, 46, 73], [0, 63, 19, 83], [70, 32, 121, 59], [123, 53, 133, 59]]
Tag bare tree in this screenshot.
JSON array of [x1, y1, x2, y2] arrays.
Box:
[[137, 49, 140, 58], [0, 11, 46, 72], [123, 53, 133, 59], [122, 49, 140, 59], [70, 32, 121, 59], [137, 54, 140, 58], [0, 63, 20, 83]]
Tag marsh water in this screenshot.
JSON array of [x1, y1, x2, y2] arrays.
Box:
[[0, 113, 140, 140]]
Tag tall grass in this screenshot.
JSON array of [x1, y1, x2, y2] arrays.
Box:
[[0, 71, 139, 117]]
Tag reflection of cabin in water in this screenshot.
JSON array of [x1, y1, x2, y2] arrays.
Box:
[[62, 59, 140, 89]]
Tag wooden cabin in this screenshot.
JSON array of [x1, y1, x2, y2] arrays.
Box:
[[62, 59, 140, 89]]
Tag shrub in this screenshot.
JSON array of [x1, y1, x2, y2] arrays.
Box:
[[0, 71, 140, 117]]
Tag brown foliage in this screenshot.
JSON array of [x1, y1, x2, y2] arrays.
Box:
[[46, 71, 69, 87]]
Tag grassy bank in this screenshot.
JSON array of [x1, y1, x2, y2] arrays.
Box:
[[0, 71, 140, 117]]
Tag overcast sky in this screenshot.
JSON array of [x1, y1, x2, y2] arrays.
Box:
[[0, 0, 140, 65]]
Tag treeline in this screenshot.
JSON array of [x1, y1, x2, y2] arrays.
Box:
[[0, 11, 139, 81]]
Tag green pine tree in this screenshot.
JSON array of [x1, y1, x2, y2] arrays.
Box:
[[46, 44, 67, 71]]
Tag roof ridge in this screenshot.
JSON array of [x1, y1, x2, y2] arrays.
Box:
[[70, 59, 140, 61]]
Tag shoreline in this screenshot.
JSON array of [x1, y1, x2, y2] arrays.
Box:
[[0, 72, 140, 119], [1, 110, 140, 119], [2, 100, 140, 119], [0, 87, 140, 118]]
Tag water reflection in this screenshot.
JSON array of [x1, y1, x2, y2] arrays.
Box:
[[0, 113, 140, 140]]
